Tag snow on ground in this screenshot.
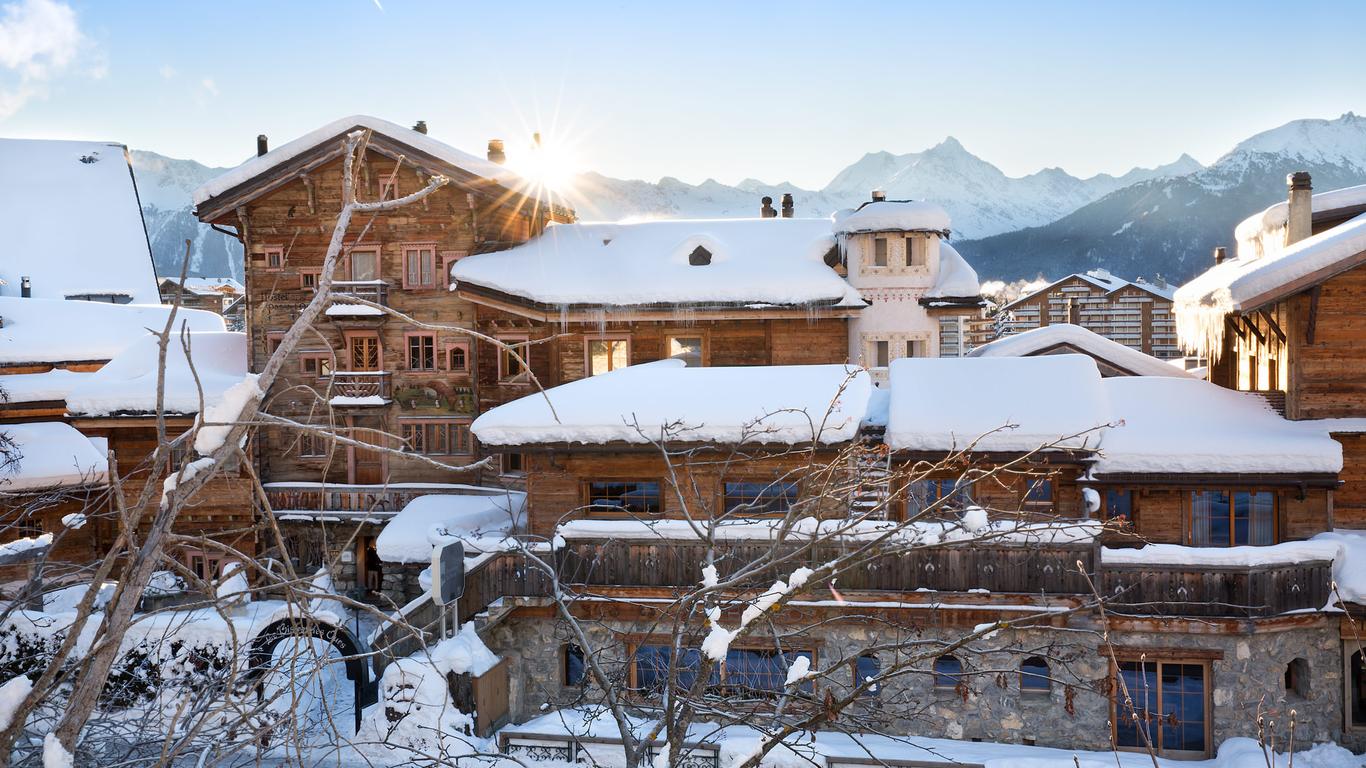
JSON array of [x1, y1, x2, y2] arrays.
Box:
[[64, 331, 249, 416], [0, 139, 160, 304], [832, 200, 951, 234], [0, 422, 108, 492], [0, 296, 225, 365], [968, 323, 1191, 378], [375, 491, 526, 563], [451, 218, 862, 307], [472, 360, 872, 447]]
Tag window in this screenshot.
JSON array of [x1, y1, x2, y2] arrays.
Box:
[[300, 353, 334, 378], [688, 246, 712, 266], [266, 332, 285, 356], [299, 431, 330, 458], [263, 246, 284, 271], [667, 336, 704, 367], [1352, 651, 1366, 726], [587, 337, 630, 376], [300, 269, 320, 291], [1284, 657, 1308, 699], [446, 342, 470, 373], [1020, 656, 1051, 692], [906, 236, 927, 267], [586, 481, 661, 515], [1190, 490, 1275, 546], [908, 477, 972, 514], [346, 334, 381, 371], [497, 336, 530, 380], [1024, 477, 1053, 505], [723, 481, 798, 515], [874, 340, 890, 368], [873, 238, 888, 267], [564, 644, 586, 686], [933, 655, 962, 688], [633, 645, 812, 696], [854, 654, 880, 698], [402, 244, 437, 289], [184, 549, 226, 582], [1105, 489, 1135, 525], [1114, 660, 1207, 757], [440, 251, 468, 284], [349, 248, 380, 282], [501, 453, 525, 475], [406, 334, 437, 371], [905, 339, 926, 358], [400, 420, 472, 456]]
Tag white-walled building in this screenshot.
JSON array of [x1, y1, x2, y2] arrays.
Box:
[[834, 194, 985, 378]]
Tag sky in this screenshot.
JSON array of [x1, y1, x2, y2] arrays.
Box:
[[1, 0, 1364, 189]]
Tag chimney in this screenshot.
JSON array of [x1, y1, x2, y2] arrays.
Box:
[[487, 139, 506, 164], [780, 193, 794, 218], [533, 131, 542, 147], [1213, 246, 1227, 265], [1287, 171, 1313, 245], [760, 196, 777, 218], [412, 120, 428, 135], [871, 189, 886, 202], [20, 276, 31, 298], [256, 135, 269, 157]]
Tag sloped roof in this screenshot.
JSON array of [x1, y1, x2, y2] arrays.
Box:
[[65, 331, 248, 416], [968, 324, 1192, 378], [832, 200, 951, 235], [0, 139, 158, 304], [451, 218, 863, 308], [1002, 269, 1173, 311], [924, 241, 982, 300], [0, 296, 226, 365], [159, 277, 244, 297], [0, 422, 108, 492]]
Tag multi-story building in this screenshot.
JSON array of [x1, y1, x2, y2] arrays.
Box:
[[157, 276, 244, 315], [998, 269, 1179, 359]]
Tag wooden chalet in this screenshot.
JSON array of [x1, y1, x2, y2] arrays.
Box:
[[999, 269, 1179, 359], [157, 276, 243, 315], [967, 322, 1194, 378]]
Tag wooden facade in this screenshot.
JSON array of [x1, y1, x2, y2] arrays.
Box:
[[1002, 272, 1178, 359]]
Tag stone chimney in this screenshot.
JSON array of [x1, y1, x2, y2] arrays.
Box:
[[412, 120, 428, 134], [780, 193, 794, 218], [487, 139, 506, 165], [871, 189, 886, 202], [1214, 246, 1226, 265], [760, 196, 777, 218], [1287, 171, 1313, 245], [256, 135, 269, 157]]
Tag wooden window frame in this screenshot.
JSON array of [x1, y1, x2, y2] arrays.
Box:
[[399, 418, 473, 457], [932, 654, 963, 689], [581, 479, 664, 517], [445, 341, 471, 373], [262, 245, 285, 272], [1184, 488, 1280, 547], [440, 250, 468, 285], [404, 332, 438, 371], [501, 452, 526, 476], [497, 334, 531, 382], [663, 330, 708, 367], [584, 334, 631, 376], [721, 479, 799, 517], [1023, 476, 1055, 507], [905, 235, 927, 268], [183, 548, 227, 582], [400, 242, 439, 290], [298, 351, 334, 378], [342, 330, 383, 372], [266, 332, 286, 357], [626, 638, 816, 697], [298, 430, 330, 459], [1110, 657, 1212, 759], [1019, 656, 1051, 694], [345, 246, 382, 283]]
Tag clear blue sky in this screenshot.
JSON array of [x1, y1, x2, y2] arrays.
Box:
[[2, 0, 1364, 188]]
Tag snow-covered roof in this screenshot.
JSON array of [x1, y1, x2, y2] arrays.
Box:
[[0, 139, 159, 304], [471, 360, 872, 447], [158, 277, 244, 297], [64, 331, 248, 416], [1002, 268, 1171, 310], [0, 368, 92, 404], [923, 241, 981, 299], [192, 115, 527, 207], [968, 324, 1192, 378], [375, 491, 525, 563], [1234, 182, 1366, 261], [1174, 212, 1366, 356], [0, 422, 108, 492], [885, 355, 1109, 453], [0, 296, 226, 365], [1093, 377, 1342, 475], [451, 218, 862, 308], [832, 200, 951, 235]]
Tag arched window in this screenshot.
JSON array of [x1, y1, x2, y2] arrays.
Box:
[[933, 655, 962, 689], [854, 654, 880, 698], [1284, 657, 1309, 699], [688, 246, 712, 266], [1020, 656, 1051, 692]]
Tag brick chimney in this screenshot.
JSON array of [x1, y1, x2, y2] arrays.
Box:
[[1287, 171, 1313, 245], [780, 193, 794, 218], [871, 189, 886, 202], [1214, 246, 1226, 265], [412, 120, 428, 134], [256, 135, 268, 156], [487, 139, 506, 165], [760, 196, 777, 218]]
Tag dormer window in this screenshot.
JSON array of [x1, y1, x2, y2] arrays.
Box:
[[688, 246, 712, 266]]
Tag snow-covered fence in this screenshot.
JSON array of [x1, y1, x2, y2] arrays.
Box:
[[498, 731, 721, 768]]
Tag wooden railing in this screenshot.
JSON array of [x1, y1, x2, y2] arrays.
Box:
[[330, 371, 391, 400], [1100, 559, 1331, 618], [332, 280, 389, 307], [263, 482, 493, 515]]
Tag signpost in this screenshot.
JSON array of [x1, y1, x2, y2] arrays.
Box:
[[431, 541, 465, 639]]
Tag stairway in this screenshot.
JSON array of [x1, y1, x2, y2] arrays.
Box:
[[849, 426, 892, 519]]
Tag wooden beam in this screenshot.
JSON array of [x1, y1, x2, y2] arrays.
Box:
[[1226, 316, 1246, 340], [1259, 308, 1286, 343], [1244, 315, 1266, 344], [1307, 285, 1321, 344]]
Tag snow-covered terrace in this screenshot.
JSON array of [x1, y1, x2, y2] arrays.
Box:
[[450, 218, 865, 312]]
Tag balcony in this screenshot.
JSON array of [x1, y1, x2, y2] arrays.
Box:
[[331, 280, 389, 306], [1100, 558, 1331, 618], [264, 482, 497, 517], [328, 371, 391, 405]]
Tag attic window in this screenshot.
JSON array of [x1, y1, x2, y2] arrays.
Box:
[[688, 246, 712, 266]]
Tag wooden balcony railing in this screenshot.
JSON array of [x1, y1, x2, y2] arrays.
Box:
[[1100, 559, 1331, 618], [264, 482, 493, 515], [330, 371, 391, 400], [332, 280, 389, 307]]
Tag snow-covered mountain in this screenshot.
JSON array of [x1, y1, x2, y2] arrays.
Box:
[[130, 151, 243, 281], [955, 113, 1366, 284]]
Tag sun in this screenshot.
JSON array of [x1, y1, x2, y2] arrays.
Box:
[[512, 132, 583, 197]]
